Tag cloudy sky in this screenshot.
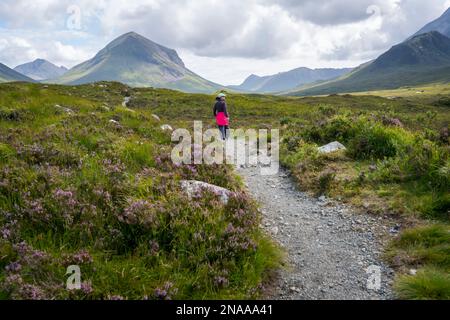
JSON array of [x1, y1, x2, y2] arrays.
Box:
[[0, 0, 449, 85]]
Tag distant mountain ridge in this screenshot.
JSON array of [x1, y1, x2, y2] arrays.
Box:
[[52, 32, 223, 93], [230, 67, 353, 93], [14, 59, 68, 81], [290, 31, 450, 96], [0, 63, 34, 83]]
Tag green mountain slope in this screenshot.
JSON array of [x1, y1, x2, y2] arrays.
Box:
[[0, 62, 34, 83], [52, 32, 222, 93], [291, 31, 450, 96]]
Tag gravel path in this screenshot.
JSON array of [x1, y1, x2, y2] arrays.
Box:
[[237, 165, 395, 300]]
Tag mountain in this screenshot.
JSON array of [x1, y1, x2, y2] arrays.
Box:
[[14, 59, 68, 81], [291, 31, 450, 96], [230, 67, 352, 93], [414, 7, 450, 38], [0, 63, 34, 83], [52, 32, 222, 93]]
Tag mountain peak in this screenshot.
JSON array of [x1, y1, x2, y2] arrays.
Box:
[[52, 32, 221, 93], [14, 59, 68, 80], [247, 74, 261, 79], [33, 58, 47, 64], [122, 31, 140, 37], [115, 31, 148, 42], [100, 32, 185, 68]]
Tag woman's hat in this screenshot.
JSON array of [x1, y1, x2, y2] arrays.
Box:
[[217, 93, 227, 98]]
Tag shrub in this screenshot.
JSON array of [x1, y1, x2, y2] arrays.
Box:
[[0, 143, 15, 163], [347, 123, 406, 160], [317, 169, 336, 195], [0, 108, 22, 121], [394, 267, 450, 300], [301, 115, 355, 144], [282, 140, 322, 171]]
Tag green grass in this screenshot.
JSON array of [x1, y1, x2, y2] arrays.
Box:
[[394, 267, 450, 300], [0, 82, 281, 300], [387, 224, 450, 300], [0, 81, 448, 300], [125, 83, 450, 299], [125, 84, 449, 299]]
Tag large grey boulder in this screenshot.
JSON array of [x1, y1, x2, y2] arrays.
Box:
[[180, 180, 233, 204], [318, 141, 346, 154]]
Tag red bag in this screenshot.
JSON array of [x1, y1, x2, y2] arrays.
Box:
[[215, 112, 229, 126]]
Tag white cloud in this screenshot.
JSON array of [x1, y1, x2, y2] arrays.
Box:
[[0, 0, 448, 84], [0, 29, 96, 68]]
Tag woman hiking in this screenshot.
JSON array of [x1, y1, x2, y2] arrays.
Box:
[[213, 93, 229, 140]]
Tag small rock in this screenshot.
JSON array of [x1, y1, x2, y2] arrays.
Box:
[[409, 269, 417, 276], [180, 180, 233, 205], [161, 124, 173, 131], [318, 141, 346, 154], [389, 224, 401, 234], [270, 226, 279, 236], [289, 287, 301, 293], [55, 104, 74, 114]]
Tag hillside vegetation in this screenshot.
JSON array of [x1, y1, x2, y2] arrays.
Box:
[[0, 82, 448, 300], [0, 82, 280, 299], [128, 85, 449, 299]]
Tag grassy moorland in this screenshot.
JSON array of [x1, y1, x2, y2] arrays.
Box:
[[0, 81, 448, 300], [126, 85, 449, 300], [0, 82, 280, 299]]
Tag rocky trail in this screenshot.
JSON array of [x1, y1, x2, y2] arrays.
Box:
[[237, 165, 396, 300], [146, 107, 396, 300]]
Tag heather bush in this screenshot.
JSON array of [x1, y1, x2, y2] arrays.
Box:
[[0, 83, 280, 300]]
